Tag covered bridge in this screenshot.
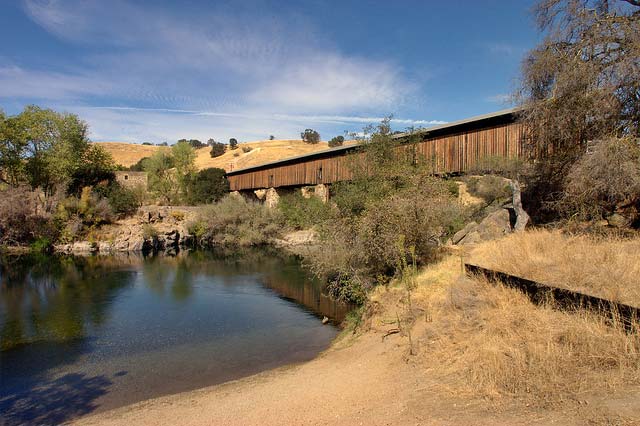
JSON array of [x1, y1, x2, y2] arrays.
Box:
[[226, 108, 526, 203]]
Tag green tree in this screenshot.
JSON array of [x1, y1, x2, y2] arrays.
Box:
[[185, 168, 229, 204], [328, 135, 344, 147], [301, 129, 320, 144], [144, 151, 177, 204], [229, 138, 238, 150], [0, 105, 115, 195], [209, 141, 226, 158], [172, 141, 197, 200]]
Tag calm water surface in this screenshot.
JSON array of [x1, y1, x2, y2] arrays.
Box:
[[0, 249, 350, 425]]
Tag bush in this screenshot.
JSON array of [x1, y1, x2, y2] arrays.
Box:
[[560, 137, 640, 221], [278, 193, 335, 229], [301, 129, 320, 144], [328, 135, 344, 147], [95, 181, 140, 216], [55, 187, 113, 241], [210, 142, 226, 158], [0, 186, 59, 246], [241, 146, 253, 153], [190, 195, 284, 246], [142, 224, 158, 239], [185, 168, 229, 205], [464, 175, 512, 205], [306, 177, 468, 299]]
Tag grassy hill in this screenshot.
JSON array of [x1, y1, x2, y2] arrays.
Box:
[[95, 139, 354, 172]]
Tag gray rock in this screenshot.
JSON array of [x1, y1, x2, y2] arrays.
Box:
[[98, 242, 113, 253], [72, 241, 96, 252], [452, 221, 478, 244], [458, 209, 512, 245]]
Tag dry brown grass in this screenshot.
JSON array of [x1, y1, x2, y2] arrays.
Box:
[[468, 229, 640, 307], [96, 139, 357, 171], [374, 256, 640, 409]]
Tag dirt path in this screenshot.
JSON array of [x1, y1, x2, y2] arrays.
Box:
[[73, 327, 593, 426]]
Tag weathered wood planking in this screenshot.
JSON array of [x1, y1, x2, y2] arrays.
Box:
[[227, 112, 526, 191]]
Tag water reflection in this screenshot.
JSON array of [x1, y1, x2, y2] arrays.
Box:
[[0, 254, 134, 351], [1, 249, 351, 423]]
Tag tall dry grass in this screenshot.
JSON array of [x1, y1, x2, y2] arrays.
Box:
[[468, 229, 640, 307], [393, 257, 640, 407]]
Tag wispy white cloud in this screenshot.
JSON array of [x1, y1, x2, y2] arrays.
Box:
[[17, 0, 414, 127], [81, 106, 445, 142], [485, 93, 513, 104], [0, 64, 113, 99]]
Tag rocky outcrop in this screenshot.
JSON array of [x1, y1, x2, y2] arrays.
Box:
[[457, 208, 513, 245], [453, 178, 530, 246], [54, 206, 200, 254]]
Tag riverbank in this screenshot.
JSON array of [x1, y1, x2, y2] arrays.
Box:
[[74, 249, 640, 426]]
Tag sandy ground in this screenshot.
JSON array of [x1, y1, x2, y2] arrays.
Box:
[[72, 322, 626, 426]]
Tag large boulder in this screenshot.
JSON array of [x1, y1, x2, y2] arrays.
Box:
[[457, 208, 513, 245]]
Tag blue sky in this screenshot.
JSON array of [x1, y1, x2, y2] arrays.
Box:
[[0, 0, 539, 143]]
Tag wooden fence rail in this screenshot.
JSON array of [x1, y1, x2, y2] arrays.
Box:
[[464, 263, 640, 331]]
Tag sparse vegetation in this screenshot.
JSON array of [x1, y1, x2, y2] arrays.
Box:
[[301, 129, 321, 144], [209, 141, 226, 158], [517, 0, 640, 222], [328, 135, 344, 147], [188, 195, 285, 247]]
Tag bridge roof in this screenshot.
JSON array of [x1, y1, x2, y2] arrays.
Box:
[[225, 107, 522, 176]]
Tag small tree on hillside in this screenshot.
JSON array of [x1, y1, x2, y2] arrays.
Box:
[[269, 135, 275, 140], [229, 138, 238, 150], [301, 129, 320, 144], [328, 135, 344, 147], [209, 141, 226, 158]]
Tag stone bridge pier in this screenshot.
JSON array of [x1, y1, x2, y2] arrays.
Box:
[[233, 184, 330, 208]]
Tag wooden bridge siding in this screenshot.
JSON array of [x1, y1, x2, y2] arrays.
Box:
[[227, 121, 525, 191], [417, 121, 524, 173]]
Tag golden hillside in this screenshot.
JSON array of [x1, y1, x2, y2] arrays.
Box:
[[95, 139, 354, 172]]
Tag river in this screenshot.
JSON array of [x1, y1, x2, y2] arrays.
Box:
[[0, 249, 350, 425]]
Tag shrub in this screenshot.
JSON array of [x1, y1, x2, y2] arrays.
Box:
[[278, 192, 335, 230], [306, 177, 468, 298], [142, 224, 158, 239], [56, 187, 114, 238], [328, 135, 344, 147], [209, 142, 226, 158], [464, 175, 512, 205], [560, 137, 640, 221], [0, 186, 60, 246], [192, 195, 284, 246], [95, 181, 140, 216], [301, 129, 320, 144], [170, 210, 185, 221], [241, 146, 253, 153], [185, 168, 229, 205]]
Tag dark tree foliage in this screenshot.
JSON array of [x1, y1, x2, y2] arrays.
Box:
[[157, 142, 168, 147], [209, 141, 226, 158], [328, 135, 344, 147], [517, 0, 640, 220], [188, 139, 206, 149], [229, 138, 238, 149], [301, 129, 320, 144], [142, 142, 153, 146], [269, 135, 275, 140], [185, 167, 229, 204], [128, 157, 150, 172]]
